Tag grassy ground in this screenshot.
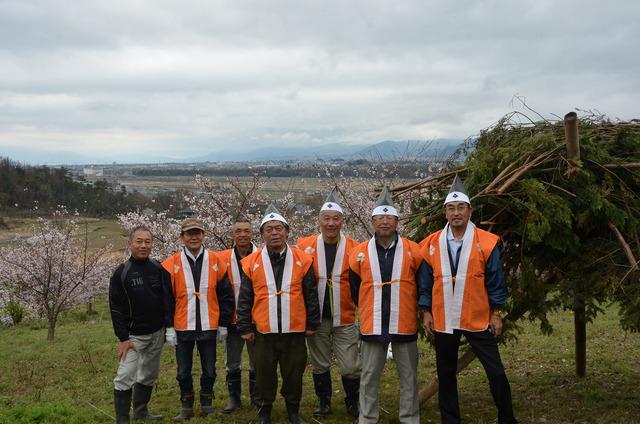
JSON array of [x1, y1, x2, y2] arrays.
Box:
[[0, 303, 639, 423]]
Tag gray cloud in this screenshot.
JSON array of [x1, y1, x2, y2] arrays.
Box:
[[0, 0, 638, 163]]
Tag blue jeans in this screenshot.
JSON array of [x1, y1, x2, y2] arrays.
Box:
[[175, 339, 217, 393]]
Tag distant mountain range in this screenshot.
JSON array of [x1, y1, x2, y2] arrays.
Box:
[[189, 139, 461, 162], [2, 139, 461, 165]]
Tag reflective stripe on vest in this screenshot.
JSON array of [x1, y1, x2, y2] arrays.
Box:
[[425, 222, 496, 334], [316, 233, 346, 326], [261, 246, 294, 332], [298, 234, 357, 327], [228, 244, 257, 306], [242, 246, 309, 334], [354, 237, 418, 336], [163, 250, 221, 332], [367, 236, 403, 335]]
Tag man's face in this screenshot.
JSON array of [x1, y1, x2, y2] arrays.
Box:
[[318, 211, 343, 239], [444, 201, 472, 230], [128, 230, 153, 260], [181, 229, 205, 252], [261, 221, 289, 251], [371, 214, 398, 238], [231, 222, 252, 248]]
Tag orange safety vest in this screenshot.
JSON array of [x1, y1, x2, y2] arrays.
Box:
[[349, 236, 423, 336], [219, 245, 256, 325], [297, 234, 358, 326], [240, 245, 312, 334], [162, 249, 228, 332], [420, 222, 499, 334]]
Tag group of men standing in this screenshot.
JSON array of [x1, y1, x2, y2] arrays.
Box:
[[109, 176, 518, 424]]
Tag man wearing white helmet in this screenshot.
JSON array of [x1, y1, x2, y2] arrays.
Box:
[[236, 204, 321, 424], [349, 186, 427, 424], [297, 189, 360, 419], [419, 175, 518, 424]]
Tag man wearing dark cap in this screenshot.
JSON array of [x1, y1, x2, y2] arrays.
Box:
[[236, 204, 321, 424], [419, 175, 518, 424], [162, 218, 235, 420]]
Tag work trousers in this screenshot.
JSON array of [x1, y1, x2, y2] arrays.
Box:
[[434, 329, 517, 424], [225, 330, 255, 372], [113, 328, 164, 391], [359, 340, 420, 424], [253, 332, 307, 408], [175, 339, 217, 393], [307, 318, 360, 378]]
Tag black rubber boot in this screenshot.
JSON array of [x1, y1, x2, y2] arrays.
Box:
[[114, 389, 132, 424], [249, 371, 258, 406], [286, 402, 307, 424], [312, 371, 332, 416], [342, 376, 360, 419], [172, 392, 194, 421], [132, 383, 163, 421], [222, 370, 242, 413], [200, 391, 215, 417], [257, 404, 272, 424]]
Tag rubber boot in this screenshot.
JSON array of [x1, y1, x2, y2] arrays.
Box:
[[172, 392, 194, 421], [132, 383, 164, 421], [286, 402, 307, 424], [342, 376, 360, 419], [257, 404, 272, 424], [200, 391, 215, 417], [222, 370, 242, 413], [312, 371, 332, 416], [114, 389, 132, 424], [249, 371, 258, 406]]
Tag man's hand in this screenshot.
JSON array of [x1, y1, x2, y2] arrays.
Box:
[[241, 332, 255, 343], [117, 339, 137, 362], [423, 310, 434, 336], [305, 330, 316, 337], [165, 327, 177, 348], [489, 311, 503, 337]]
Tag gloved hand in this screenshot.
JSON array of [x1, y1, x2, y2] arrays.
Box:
[[165, 327, 177, 348], [217, 326, 228, 343]]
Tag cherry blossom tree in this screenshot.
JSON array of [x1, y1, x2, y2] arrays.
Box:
[[118, 210, 182, 260], [0, 209, 116, 340], [119, 174, 322, 253]]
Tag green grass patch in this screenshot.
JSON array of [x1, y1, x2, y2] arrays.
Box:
[[0, 403, 95, 424], [1, 303, 639, 423]]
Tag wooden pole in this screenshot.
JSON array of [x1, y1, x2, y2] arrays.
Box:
[[564, 112, 580, 171], [565, 111, 586, 377]]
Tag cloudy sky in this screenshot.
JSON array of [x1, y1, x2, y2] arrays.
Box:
[[1, 0, 638, 164]]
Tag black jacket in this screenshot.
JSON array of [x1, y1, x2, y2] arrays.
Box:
[[236, 247, 321, 335], [109, 256, 169, 342]]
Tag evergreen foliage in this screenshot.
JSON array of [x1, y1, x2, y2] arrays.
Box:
[[403, 114, 640, 333]]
